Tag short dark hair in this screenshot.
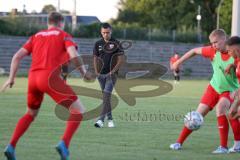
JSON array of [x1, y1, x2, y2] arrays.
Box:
[[101, 23, 112, 30], [48, 12, 64, 25], [226, 36, 240, 46]]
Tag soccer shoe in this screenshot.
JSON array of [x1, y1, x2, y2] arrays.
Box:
[[4, 144, 16, 160], [94, 120, 104, 128], [169, 143, 182, 150], [228, 146, 240, 153], [108, 120, 115, 128], [212, 146, 229, 154], [56, 140, 69, 160]]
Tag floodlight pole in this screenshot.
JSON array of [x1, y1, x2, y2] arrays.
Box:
[[57, 0, 60, 12], [72, 0, 77, 32], [216, 0, 224, 29], [231, 0, 240, 36], [196, 5, 202, 43]]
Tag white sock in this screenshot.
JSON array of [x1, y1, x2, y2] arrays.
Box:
[[234, 141, 240, 149]]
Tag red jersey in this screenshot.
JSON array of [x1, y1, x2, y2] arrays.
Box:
[[234, 58, 240, 82], [170, 55, 179, 65], [201, 46, 230, 61], [23, 27, 77, 71]]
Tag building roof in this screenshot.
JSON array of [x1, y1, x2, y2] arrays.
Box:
[[0, 12, 101, 25], [65, 15, 101, 25], [0, 12, 8, 16]]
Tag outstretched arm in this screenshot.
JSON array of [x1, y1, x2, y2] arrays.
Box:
[[67, 46, 92, 80], [171, 47, 202, 70], [1, 48, 29, 92], [93, 56, 100, 76], [67, 46, 86, 75], [109, 55, 125, 75]]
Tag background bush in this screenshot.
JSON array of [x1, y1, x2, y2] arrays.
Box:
[[0, 17, 207, 43]]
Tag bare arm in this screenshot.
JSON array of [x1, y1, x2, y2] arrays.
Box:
[[1, 48, 29, 92], [172, 47, 202, 70], [93, 55, 99, 76], [229, 90, 240, 119], [67, 46, 86, 75], [225, 63, 236, 74], [110, 55, 125, 75]]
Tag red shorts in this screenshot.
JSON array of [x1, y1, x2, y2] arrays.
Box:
[[27, 69, 78, 109], [200, 84, 233, 110]]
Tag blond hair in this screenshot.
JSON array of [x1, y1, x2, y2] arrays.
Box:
[[209, 29, 226, 39]]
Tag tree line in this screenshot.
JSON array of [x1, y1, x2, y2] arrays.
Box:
[[112, 0, 232, 35]]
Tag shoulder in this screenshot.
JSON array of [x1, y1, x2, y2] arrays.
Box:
[[34, 29, 47, 37], [111, 38, 120, 43], [202, 46, 216, 54], [61, 30, 72, 37], [94, 39, 104, 45]]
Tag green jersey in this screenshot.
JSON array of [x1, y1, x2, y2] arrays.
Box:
[[210, 51, 238, 93]]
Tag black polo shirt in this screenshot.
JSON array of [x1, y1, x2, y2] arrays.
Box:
[[93, 37, 124, 74]]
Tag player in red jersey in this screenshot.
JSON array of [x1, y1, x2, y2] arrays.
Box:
[[0, 12, 92, 160], [170, 29, 240, 154], [170, 52, 180, 84], [225, 36, 240, 153]]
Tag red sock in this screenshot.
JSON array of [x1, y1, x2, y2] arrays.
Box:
[[10, 114, 34, 148], [62, 113, 82, 148], [217, 115, 229, 148], [176, 126, 193, 144], [229, 118, 240, 141]]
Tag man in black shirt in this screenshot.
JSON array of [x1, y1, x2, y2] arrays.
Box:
[[93, 23, 124, 128]]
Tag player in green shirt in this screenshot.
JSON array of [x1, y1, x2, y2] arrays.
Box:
[[170, 29, 240, 153]]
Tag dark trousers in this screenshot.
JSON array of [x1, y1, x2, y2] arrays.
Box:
[[97, 74, 117, 121]]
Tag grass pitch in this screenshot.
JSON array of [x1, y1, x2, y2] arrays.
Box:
[[0, 77, 239, 160]]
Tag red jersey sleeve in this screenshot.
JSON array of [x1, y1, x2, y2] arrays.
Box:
[[201, 46, 215, 61], [64, 33, 77, 50], [22, 36, 33, 54], [170, 57, 174, 64], [234, 58, 239, 66]]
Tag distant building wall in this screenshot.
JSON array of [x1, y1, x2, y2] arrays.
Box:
[[0, 14, 101, 26]]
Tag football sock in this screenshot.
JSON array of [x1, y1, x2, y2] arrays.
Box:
[[217, 115, 229, 148], [229, 118, 240, 141], [10, 113, 34, 148], [176, 126, 193, 144], [62, 113, 82, 148], [176, 75, 180, 81]]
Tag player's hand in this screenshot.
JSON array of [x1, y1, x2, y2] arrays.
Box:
[[0, 79, 14, 92], [83, 71, 95, 81], [229, 105, 240, 119], [109, 71, 114, 76], [225, 64, 234, 74], [94, 71, 100, 78], [229, 90, 240, 119]]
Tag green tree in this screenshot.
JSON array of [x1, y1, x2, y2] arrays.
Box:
[[114, 0, 230, 34], [60, 10, 71, 14], [219, 0, 232, 34], [41, 4, 56, 14]]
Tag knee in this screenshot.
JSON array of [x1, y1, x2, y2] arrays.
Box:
[[196, 104, 210, 117], [70, 99, 85, 114], [216, 106, 226, 117], [103, 92, 112, 97], [26, 109, 39, 118]]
